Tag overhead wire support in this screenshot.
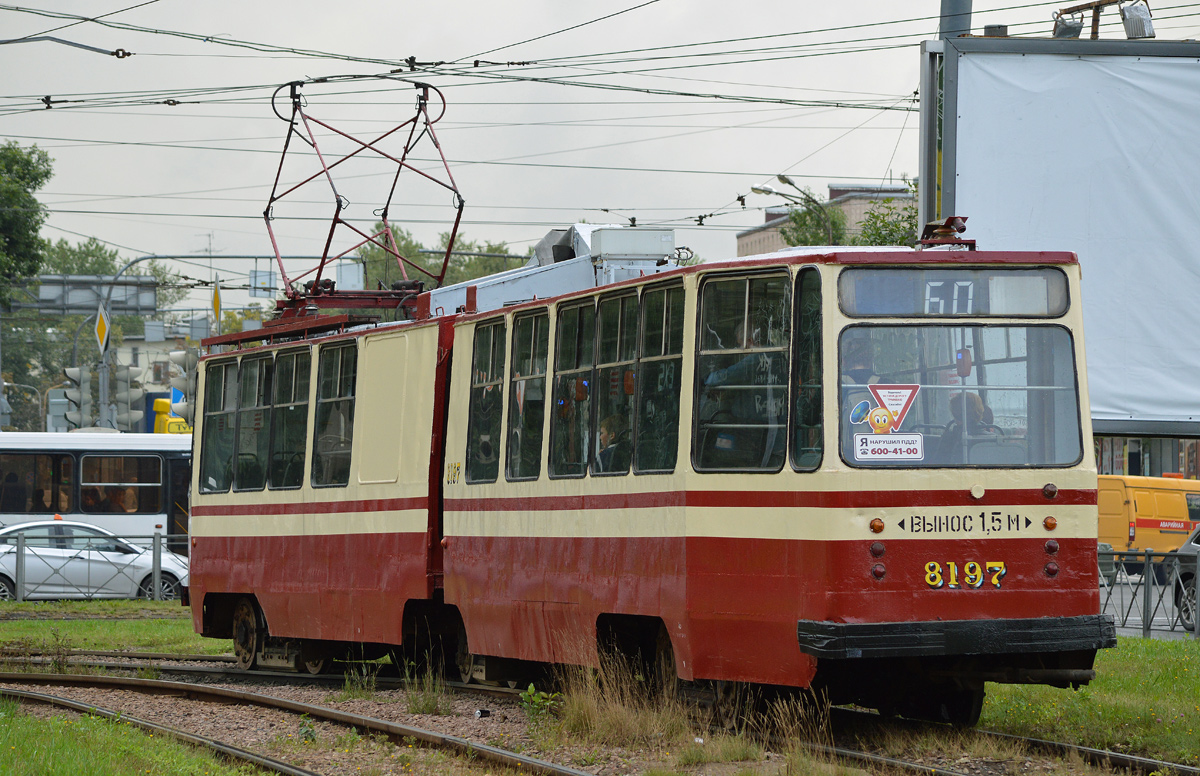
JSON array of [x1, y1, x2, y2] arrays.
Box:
[[261, 77, 465, 313]]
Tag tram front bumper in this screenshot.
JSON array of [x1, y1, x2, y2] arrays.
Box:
[[797, 614, 1116, 660]]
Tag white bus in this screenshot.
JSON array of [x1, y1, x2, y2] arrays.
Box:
[[0, 432, 191, 549]]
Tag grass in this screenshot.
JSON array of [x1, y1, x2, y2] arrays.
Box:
[[401, 658, 451, 715], [0, 601, 228, 656], [3, 606, 1197, 768], [674, 734, 762, 766], [550, 651, 693, 752], [980, 636, 1200, 765], [328, 662, 379, 702], [0, 599, 189, 619], [0, 697, 264, 775]]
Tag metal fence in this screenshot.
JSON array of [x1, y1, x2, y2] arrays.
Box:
[[1099, 549, 1198, 639], [5, 533, 187, 603]]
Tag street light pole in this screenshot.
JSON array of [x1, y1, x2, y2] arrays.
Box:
[[750, 183, 835, 245], [777, 175, 834, 245]]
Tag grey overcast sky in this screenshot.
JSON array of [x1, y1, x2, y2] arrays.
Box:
[[4, 1, 1199, 314]]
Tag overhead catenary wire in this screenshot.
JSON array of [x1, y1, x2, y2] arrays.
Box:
[[15, 3, 1191, 277], [1, 0, 163, 45], [455, 0, 665, 63]]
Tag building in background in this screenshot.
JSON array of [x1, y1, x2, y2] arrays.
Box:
[[735, 183, 913, 256]]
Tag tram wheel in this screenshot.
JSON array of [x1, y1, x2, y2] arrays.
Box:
[[710, 681, 743, 731], [942, 687, 985, 726], [294, 643, 327, 675], [902, 685, 984, 726], [653, 625, 678, 695], [455, 624, 475, 684], [232, 598, 260, 671]]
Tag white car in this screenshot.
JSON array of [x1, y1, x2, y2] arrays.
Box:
[[0, 520, 189, 601]]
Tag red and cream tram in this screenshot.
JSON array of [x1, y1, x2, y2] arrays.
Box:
[[187, 225, 1114, 724]]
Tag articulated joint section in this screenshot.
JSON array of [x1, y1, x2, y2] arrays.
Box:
[[796, 614, 1117, 660]]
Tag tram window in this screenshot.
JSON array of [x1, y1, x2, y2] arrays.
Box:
[[467, 320, 506, 483], [81, 456, 162, 514], [269, 349, 311, 489], [636, 284, 684, 473], [0, 454, 73, 513], [694, 274, 790, 472], [791, 268, 823, 471], [312, 344, 357, 488], [234, 356, 272, 492], [593, 293, 637, 476], [200, 360, 238, 493], [839, 325, 1082, 468], [507, 312, 549, 481], [550, 303, 595, 478]]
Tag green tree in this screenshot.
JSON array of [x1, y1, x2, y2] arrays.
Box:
[[0, 142, 53, 304], [358, 222, 431, 291], [1, 239, 184, 430], [433, 231, 522, 286], [852, 182, 919, 247], [220, 303, 265, 335], [778, 189, 848, 246], [357, 222, 520, 291]]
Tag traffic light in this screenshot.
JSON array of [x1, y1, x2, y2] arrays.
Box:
[[169, 348, 199, 424], [114, 365, 145, 432], [64, 366, 93, 429]]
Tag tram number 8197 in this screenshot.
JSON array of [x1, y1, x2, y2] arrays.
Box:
[[924, 560, 1007, 589]]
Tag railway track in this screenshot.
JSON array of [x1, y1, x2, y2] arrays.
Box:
[[3, 657, 1194, 776], [1, 686, 324, 776], [0, 673, 596, 776], [0, 670, 982, 776], [830, 706, 1200, 776]]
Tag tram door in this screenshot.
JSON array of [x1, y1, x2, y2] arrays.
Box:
[[168, 458, 191, 554]]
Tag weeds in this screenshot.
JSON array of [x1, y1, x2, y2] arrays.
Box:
[[332, 663, 378, 701], [552, 649, 691, 752], [46, 629, 72, 674], [675, 734, 761, 766], [401, 657, 449, 715], [134, 665, 161, 681], [298, 713, 317, 744], [518, 683, 561, 722]]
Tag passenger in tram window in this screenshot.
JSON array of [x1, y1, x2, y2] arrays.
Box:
[[596, 414, 629, 472], [934, 391, 998, 464], [840, 332, 879, 389], [703, 322, 759, 388], [839, 331, 881, 461]]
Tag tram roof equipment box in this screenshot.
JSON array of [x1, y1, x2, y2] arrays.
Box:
[[919, 36, 1200, 436]]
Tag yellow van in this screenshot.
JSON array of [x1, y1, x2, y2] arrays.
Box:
[[1098, 474, 1200, 553]]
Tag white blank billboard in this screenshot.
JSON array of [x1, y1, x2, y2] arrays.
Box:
[[923, 38, 1200, 434]]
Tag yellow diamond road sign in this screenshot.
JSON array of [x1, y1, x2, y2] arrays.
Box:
[[212, 277, 222, 329], [95, 303, 111, 354]]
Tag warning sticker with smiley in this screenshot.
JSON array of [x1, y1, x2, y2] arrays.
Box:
[[848, 384, 923, 461]]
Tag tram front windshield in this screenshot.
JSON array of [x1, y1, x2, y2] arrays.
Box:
[[839, 325, 1082, 468]]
